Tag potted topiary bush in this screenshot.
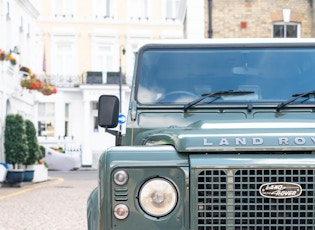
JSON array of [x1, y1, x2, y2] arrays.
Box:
[[23, 119, 42, 182], [4, 114, 29, 184]]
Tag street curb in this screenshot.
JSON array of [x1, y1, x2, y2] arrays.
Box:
[[0, 177, 64, 200], [0, 177, 55, 188]]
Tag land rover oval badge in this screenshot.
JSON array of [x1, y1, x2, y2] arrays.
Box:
[[259, 182, 302, 199]]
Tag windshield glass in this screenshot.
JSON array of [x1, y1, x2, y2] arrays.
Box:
[[136, 46, 315, 105]]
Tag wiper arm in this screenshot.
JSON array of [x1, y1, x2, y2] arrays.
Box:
[[183, 90, 254, 112], [276, 90, 315, 112]]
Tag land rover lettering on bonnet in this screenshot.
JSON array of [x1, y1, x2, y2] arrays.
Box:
[[87, 39, 315, 230], [202, 136, 315, 147]]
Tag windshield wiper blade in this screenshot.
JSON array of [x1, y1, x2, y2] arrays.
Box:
[[183, 90, 254, 112], [276, 90, 315, 112]]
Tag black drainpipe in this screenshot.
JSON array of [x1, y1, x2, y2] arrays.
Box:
[[208, 0, 213, 38]]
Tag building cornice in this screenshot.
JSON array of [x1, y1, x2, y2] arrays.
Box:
[[37, 18, 183, 27]]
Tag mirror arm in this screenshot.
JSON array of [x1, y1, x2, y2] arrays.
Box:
[[105, 128, 122, 146]]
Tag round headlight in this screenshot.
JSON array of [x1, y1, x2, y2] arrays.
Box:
[[138, 178, 177, 217], [113, 170, 129, 185]]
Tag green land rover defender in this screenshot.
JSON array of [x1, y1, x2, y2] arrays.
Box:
[[87, 39, 315, 230]]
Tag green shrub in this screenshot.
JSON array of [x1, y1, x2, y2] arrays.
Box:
[[4, 114, 28, 169], [24, 119, 42, 167], [39, 145, 46, 159]]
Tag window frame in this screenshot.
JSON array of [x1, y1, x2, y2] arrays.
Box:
[[53, 0, 75, 18], [91, 42, 116, 84], [272, 22, 301, 38], [92, 101, 99, 132], [38, 102, 55, 137], [128, 0, 150, 21], [93, 0, 116, 19], [51, 34, 78, 83], [165, 0, 181, 21]]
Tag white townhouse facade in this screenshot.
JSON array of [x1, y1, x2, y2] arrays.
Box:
[[0, 0, 40, 162], [0, 0, 206, 167]]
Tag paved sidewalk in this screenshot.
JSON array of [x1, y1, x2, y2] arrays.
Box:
[[0, 170, 97, 230]]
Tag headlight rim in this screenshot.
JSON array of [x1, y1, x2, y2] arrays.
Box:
[[138, 176, 178, 218]]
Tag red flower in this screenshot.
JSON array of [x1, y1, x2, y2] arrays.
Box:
[[52, 86, 57, 94], [29, 81, 38, 89]]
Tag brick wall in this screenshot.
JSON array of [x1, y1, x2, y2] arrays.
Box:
[[205, 0, 314, 38]]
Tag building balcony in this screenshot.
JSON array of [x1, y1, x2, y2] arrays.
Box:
[[38, 71, 125, 88]]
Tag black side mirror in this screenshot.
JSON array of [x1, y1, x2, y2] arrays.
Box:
[[98, 95, 119, 128]]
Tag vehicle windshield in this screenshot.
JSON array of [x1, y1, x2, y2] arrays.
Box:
[[136, 46, 315, 105]]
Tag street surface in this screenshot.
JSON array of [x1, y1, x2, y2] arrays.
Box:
[[0, 169, 98, 230]]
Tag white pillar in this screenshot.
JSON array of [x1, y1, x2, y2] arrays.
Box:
[[186, 0, 205, 39], [82, 100, 92, 166], [54, 100, 65, 139]]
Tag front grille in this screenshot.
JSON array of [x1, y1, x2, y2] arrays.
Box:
[[197, 169, 315, 230]]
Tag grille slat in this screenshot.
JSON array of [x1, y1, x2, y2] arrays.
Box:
[[197, 169, 315, 230]]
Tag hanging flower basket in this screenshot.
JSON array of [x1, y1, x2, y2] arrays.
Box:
[[7, 54, 17, 65], [0, 49, 16, 65], [19, 65, 57, 96], [40, 85, 57, 96], [20, 66, 33, 76], [20, 76, 43, 90], [0, 50, 5, 61]]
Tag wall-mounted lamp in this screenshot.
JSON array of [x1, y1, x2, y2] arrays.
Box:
[[283, 9, 291, 23]]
